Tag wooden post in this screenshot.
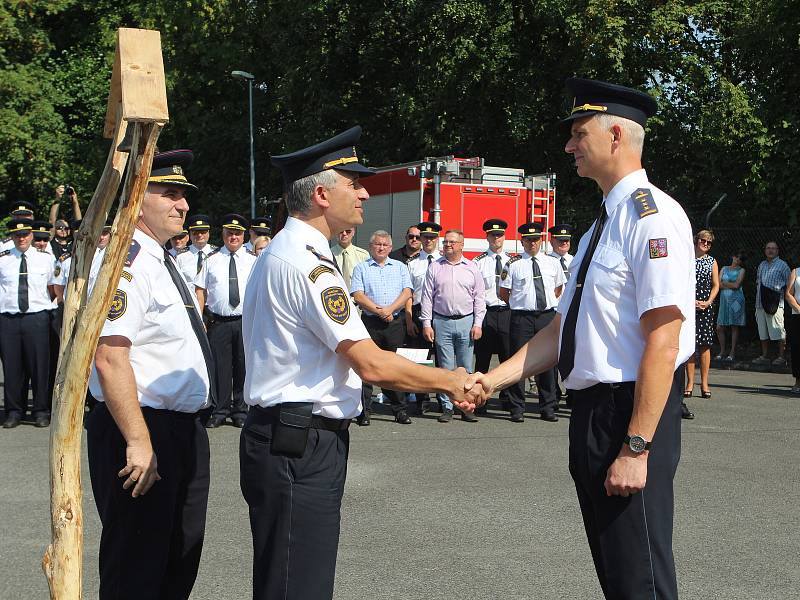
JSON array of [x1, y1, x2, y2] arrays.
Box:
[[42, 28, 169, 600]]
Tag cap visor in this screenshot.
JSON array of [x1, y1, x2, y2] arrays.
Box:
[[334, 163, 376, 177]]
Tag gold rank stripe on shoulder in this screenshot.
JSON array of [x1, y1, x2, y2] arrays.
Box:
[[309, 265, 335, 283], [506, 255, 522, 265], [474, 252, 488, 260], [120, 270, 133, 282], [632, 188, 658, 218]]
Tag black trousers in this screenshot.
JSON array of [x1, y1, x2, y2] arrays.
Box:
[[361, 314, 407, 415], [568, 368, 683, 600], [473, 307, 512, 405], [507, 309, 557, 415], [788, 314, 800, 378], [48, 304, 63, 402], [86, 404, 210, 600], [240, 407, 349, 600], [208, 315, 247, 418], [0, 311, 51, 416]]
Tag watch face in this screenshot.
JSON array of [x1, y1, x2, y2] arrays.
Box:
[[629, 435, 647, 453]]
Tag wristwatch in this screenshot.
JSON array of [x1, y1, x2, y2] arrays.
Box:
[[624, 434, 652, 454]]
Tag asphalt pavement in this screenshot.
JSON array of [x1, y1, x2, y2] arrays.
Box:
[[2, 367, 799, 599]]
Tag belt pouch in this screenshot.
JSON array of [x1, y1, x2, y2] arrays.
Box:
[[272, 402, 313, 457]]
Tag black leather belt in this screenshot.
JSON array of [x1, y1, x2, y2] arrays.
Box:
[[486, 305, 509, 312], [209, 312, 242, 322], [251, 404, 350, 431], [433, 311, 472, 320], [570, 381, 636, 399], [512, 308, 555, 316]]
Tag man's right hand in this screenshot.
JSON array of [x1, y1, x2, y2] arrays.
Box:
[[118, 440, 161, 497], [422, 326, 435, 343], [465, 371, 495, 408], [406, 319, 418, 337]]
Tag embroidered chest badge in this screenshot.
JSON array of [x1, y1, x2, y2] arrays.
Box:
[[321, 286, 350, 324], [648, 238, 668, 259]]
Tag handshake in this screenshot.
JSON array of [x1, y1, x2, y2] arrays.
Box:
[[448, 368, 494, 413]]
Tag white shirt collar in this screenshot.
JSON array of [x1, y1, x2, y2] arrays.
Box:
[[284, 217, 334, 260], [604, 168, 648, 216], [134, 228, 169, 262]]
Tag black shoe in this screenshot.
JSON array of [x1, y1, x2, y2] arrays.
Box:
[[357, 412, 371, 426], [35, 415, 51, 428], [232, 415, 246, 428], [540, 411, 559, 423], [205, 415, 226, 428], [395, 411, 412, 424], [413, 403, 425, 416], [510, 413, 524, 423], [461, 411, 478, 422], [437, 409, 453, 423], [3, 413, 22, 429], [681, 403, 695, 420], [474, 406, 488, 416]]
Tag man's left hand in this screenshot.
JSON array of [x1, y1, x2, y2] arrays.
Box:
[[470, 326, 482, 341], [604, 447, 648, 497]]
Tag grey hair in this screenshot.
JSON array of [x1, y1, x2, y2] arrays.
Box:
[[444, 229, 464, 239], [286, 169, 339, 215], [370, 230, 392, 243], [595, 113, 645, 157]]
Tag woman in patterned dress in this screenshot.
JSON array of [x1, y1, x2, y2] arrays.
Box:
[[684, 230, 720, 413], [716, 252, 747, 361]]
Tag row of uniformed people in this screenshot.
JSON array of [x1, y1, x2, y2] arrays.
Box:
[[359, 217, 575, 423]]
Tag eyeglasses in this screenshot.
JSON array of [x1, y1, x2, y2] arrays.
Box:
[[442, 240, 463, 246], [407, 235, 420, 240], [697, 239, 712, 246], [55, 226, 68, 231]]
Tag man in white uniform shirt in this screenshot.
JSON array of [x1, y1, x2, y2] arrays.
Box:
[[195, 213, 258, 428], [1, 201, 36, 252], [472, 218, 515, 415], [547, 223, 574, 282], [175, 213, 216, 284], [86, 149, 215, 599], [471, 78, 694, 600], [499, 222, 565, 422], [0, 218, 57, 428], [244, 216, 271, 252], [240, 126, 481, 600]]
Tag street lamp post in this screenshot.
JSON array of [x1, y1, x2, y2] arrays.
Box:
[[231, 70, 256, 219]]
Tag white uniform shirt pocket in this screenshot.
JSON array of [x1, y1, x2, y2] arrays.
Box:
[[590, 243, 630, 301]]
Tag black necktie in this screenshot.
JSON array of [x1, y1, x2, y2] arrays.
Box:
[[427, 254, 433, 265], [559, 203, 608, 380], [18, 252, 29, 313], [495, 255, 503, 297], [228, 252, 240, 308], [531, 256, 546, 310], [560, 256, 569, 280], [196, 249, 204, 274], [163, 249, 217, 411]]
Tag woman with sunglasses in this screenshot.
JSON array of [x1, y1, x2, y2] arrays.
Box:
[[684, 230, 720, 413]]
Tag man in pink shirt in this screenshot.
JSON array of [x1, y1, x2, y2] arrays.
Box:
[[421, 229, 486, 422]]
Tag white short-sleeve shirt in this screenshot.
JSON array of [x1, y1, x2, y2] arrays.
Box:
[[175, 243, 216, 286], [194, 246, 257, 316], [557, 169, 695, 391], [500, 251, 565, 311], [473, 249, 514, 308], [0, 247, 57, 313], [242, 217, 371, 419], [88, 229, 210, 412], [408, 250, 441, 305]]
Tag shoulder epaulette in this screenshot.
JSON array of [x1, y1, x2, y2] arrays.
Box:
[[632, 188, 658, 218], [1, 237, 10, 244], [124, 240, 141, 267], [506, 255, 522, 265], [36, 248, 49, 254], [175, 246, 190, 255], [306, 245, 339, 269], [0, 249, 10, 258], [247, 249, 257, 257], [59, 252, 71, 262], [210, 244, 219, 251], [207, 248, 221, 257], [474, 252, 488, 260]]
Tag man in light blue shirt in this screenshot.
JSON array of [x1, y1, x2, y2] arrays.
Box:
[[350, 230, 413, 424]]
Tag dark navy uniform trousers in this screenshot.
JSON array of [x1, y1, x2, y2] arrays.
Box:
[[473, 306, 512, 406], [507, 309, 558, 416], [87, 404, 210, 600], [569, 368, 683, 600], [240, 406, 349, 600]]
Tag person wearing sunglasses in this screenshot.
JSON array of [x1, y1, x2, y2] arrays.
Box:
[[388, 225, 422, 264], [683, 230, 719, 413]]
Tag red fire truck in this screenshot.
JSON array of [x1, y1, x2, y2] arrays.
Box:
[[357, 156, 557, 258]]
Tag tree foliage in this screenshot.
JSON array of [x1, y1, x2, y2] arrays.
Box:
[[0, 0, 797, 230]]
